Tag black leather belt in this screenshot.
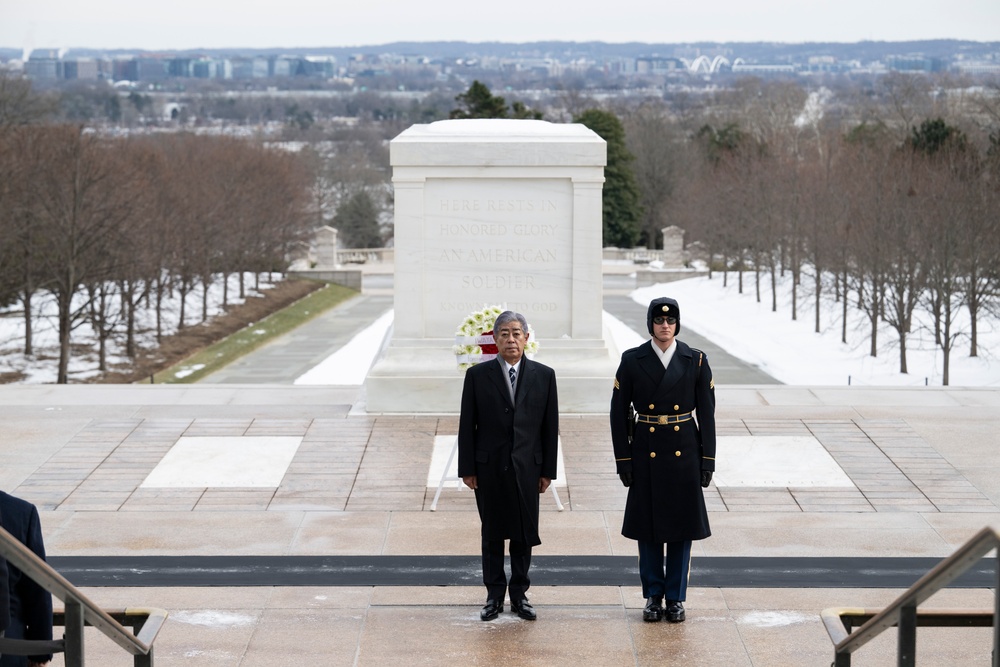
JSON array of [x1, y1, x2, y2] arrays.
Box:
[[635, 412, 692, 425]]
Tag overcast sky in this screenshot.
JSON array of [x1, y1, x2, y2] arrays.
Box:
[[1, 0, 997, 52]]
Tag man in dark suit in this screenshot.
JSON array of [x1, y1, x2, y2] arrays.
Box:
[[458, 310, 559, 622], [1, 508, 9, 660], [610, 297, 716, 624], [0, 491, 52, 667]]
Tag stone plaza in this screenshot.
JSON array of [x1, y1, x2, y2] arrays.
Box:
[[2, 283, 999, 665]]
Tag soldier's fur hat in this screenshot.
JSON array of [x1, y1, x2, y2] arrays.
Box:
[[646, 297, 680, 335]]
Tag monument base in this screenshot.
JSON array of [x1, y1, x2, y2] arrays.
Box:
[[364, 331, 622, 414]]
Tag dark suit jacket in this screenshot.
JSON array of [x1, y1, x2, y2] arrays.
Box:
[[458, 356, 559, 545], [0, 492, 52, 667], [0, 509, 8, 635], [610, 340, 716, 544]]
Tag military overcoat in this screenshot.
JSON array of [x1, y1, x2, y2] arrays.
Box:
[[610, 339, 716, 544], [458, 356, 559, 546]]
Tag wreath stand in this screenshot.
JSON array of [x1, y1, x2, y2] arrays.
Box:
[[430, 436, 564, 511]]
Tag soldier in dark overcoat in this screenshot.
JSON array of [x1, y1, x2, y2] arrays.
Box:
[[458, 311, 559, 622], [610, 297, 716, 623]]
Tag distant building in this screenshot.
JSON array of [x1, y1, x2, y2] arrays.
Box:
[[952, 60, 1000, 75], [24, 49, 61, 79], [806, 55, 847, 73], [136, 57, 169, 81], [887, 55, 945, 72], [732, 62, 796, 75], [63, 58, 101, 80], [113, 58, 140, 82], [302, 56, 336, 78], [271, 56, 295, 77], [232, 57, 269, 79], [192, 58, 232, 79], [636, 56, 685, 74], [168, 57, 194, 77]]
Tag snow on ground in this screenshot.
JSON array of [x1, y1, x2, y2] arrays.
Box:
[[0, 274, 281, 383], [296, 272, 998, 388], [2, 270, 996, 387], [636, 274, 998, 387], [294, 309, 395, 385]]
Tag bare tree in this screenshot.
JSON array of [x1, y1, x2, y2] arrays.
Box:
[[623, 102, 686, 249], [841, 132, 895, 358], [29, 126, 134, 382], [0, 128, 45, 357], [873, 72, 935, 143], [799, 125, 846, 334], [920, 162, 967, 386], [0, 72, 56, 128], [112, 139, 161, 358]]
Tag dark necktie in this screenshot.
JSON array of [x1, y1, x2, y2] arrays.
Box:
[[509, 367, 517, 397]]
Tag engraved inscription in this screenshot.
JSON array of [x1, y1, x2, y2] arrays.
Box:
[[460, 275, 537, 289], [436, 199, 557, 214], [438, 249, 556, 262], [440, 300, 559, 313], [425, 180, 571, 330], [437, 223, 559, 237]]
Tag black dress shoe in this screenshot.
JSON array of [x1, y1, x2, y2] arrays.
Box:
[[642, 596, 663, 622], [665, 600, 686, 623], [511, 599, 536, 621], [480, 599, 503, 621]]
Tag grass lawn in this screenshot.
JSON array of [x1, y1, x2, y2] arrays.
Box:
[[154, 282, 357, 383]]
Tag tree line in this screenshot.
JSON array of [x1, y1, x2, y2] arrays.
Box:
[[0, 122, 312, 383], [3, 71, 999, 385], [455, 78, 1000, 384], [653, 83, 1000, 385]]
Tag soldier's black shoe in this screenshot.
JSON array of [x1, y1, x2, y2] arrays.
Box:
[[480, 599, 503, 621], [665, 600, 686, 623], [642, 596, 663, 622]]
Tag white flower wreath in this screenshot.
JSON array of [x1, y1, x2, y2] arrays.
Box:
[[453, 304, 539, 370]]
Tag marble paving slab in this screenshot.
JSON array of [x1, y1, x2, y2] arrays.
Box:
[[141, 436, 302, 488]]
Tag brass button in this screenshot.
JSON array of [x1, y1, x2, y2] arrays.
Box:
[[674, 404, 680, 411], [675, 451, 681, 457], [648, 403, 655, 410], [674, 425, 680, 432], [649, 426, 655, 433], [650, 452, 656, 458]]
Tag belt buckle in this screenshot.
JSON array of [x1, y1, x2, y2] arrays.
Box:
[[658, 415, 668, 425]]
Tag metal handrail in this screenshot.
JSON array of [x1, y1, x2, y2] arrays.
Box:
[[823, 525, 1000, 666], [0, 524, 168, 666]]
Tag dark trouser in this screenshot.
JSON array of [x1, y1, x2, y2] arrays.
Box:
[[482, 537, 532, 603], [637, 539, 692, 601]]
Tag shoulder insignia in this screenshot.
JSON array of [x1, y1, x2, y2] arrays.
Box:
[[614, 378, 620, 390], [710, 378, 715, 389]]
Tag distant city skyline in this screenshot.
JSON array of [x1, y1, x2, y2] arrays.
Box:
[[1, 0, 998, 53]]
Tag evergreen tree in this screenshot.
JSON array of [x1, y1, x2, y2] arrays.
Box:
[[908, 117, 967, 156], [575, 108, 642, 247], [450, 80, 543, 120], [335, 190, 382, 248]]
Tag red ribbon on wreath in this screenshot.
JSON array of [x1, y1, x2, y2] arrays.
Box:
[[480, 332, 498, 356]]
